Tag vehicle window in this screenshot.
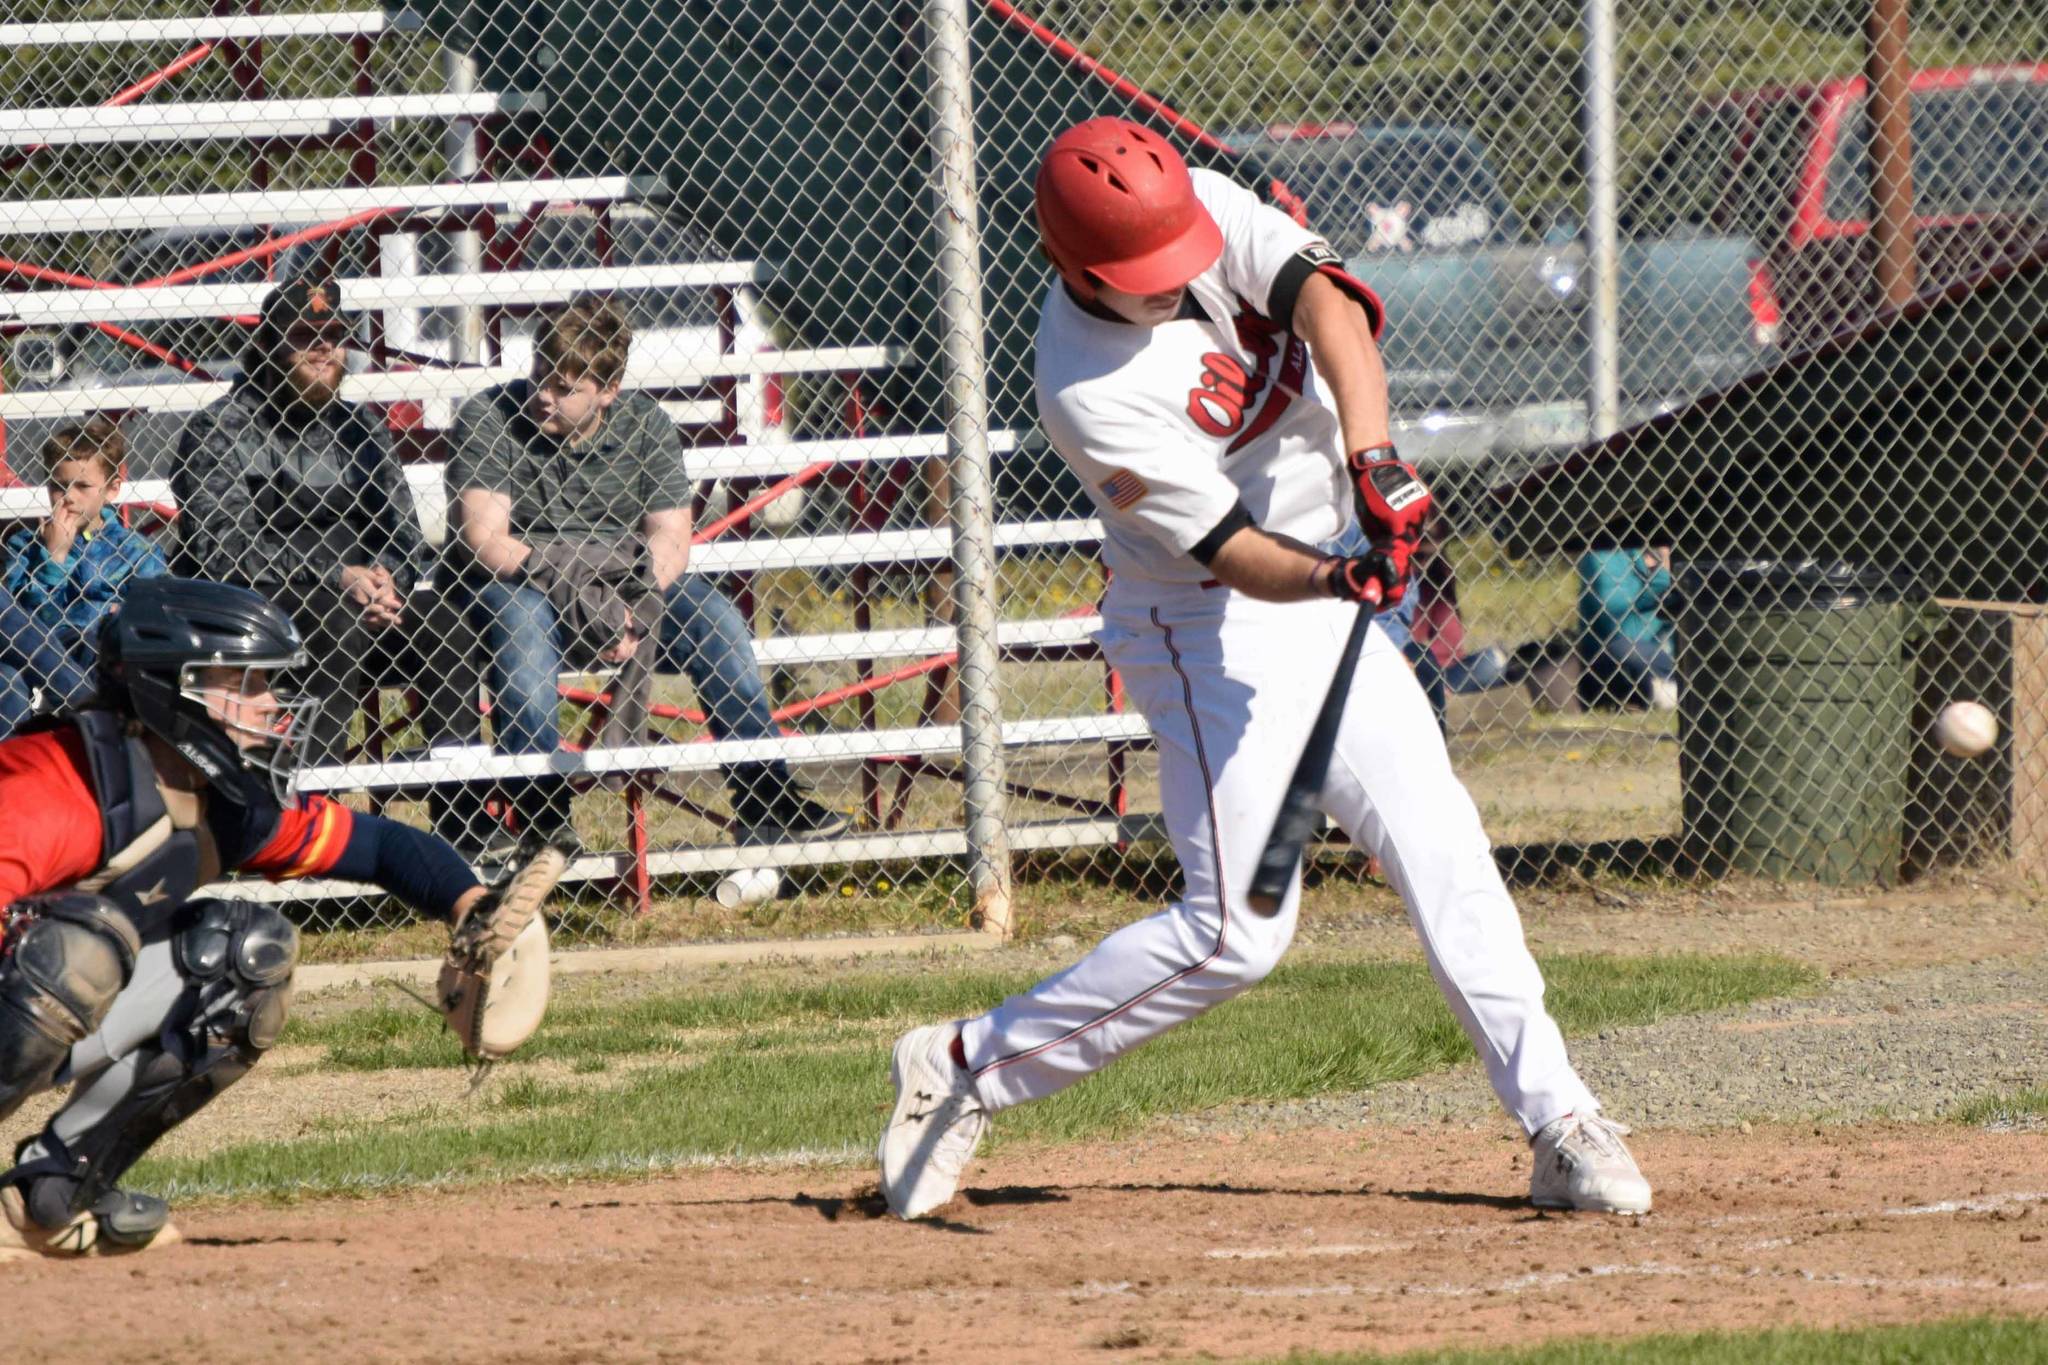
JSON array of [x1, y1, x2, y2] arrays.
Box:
[[1730, 100, 1809, 245], [1824, 81, 2048, 221], [1622, 106, 1743, 236], [1251, 131, 1516, 255]]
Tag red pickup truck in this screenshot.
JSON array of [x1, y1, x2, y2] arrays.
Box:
[[1625, 63, 2048, 349]]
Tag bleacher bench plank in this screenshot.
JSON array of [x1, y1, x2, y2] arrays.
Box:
[[298, 713, 1149, 792], [0, 264, 763, 328], [0, 346, 904, 423], [687, 518, 1100, 575], [0, 94, 543, 149], [689, 430, 1020, 480], [202, 812, 1169, 901], [0, 478, 173, 520], [731, 614, 1101, 668], [0, 382, 726, 429], [1, 10, 420, 47], [0, 175, 660, 236]]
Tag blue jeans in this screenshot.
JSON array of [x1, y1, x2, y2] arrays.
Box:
[[465, 574, 794, 825], [1580, 633, 1675, 710], [0, 601, 96, 736]]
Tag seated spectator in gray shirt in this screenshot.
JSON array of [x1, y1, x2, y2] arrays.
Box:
[[447, 292, 846, 848], [172, 276, 489, 852]]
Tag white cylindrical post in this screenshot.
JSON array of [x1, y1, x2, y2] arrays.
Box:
[[442, 47, 486, 367], [377, 230, 422, 355], [921, 0, 1013, 936], [1581, 0, 1622, 441]]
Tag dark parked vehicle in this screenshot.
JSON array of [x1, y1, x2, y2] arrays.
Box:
[[1625, 63, 2048, 350], [1233, 122, 1777, 506]]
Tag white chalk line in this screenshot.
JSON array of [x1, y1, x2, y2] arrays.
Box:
[[1884, 1190, 2048, 1217], [1202, 1186, 2048, 1263]]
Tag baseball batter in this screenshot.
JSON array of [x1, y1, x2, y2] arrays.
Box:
[[878, 117, 1651, 1219]]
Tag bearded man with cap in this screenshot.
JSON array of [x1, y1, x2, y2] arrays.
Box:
[[170, 276, 493, 855]]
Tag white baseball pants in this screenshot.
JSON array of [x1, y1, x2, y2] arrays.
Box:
[[959, 584, 1598, 1135]]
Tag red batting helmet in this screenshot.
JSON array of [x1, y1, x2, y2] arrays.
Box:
[[1034, 118, 1223, 303]]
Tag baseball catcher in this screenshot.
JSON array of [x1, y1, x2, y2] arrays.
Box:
[[0, 577, 561, 1260]]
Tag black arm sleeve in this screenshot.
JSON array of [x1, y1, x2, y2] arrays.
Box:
[[1272, 247, 1387, 339], [1266, 252, 1324, 332], [326, 811, 481, 923], [1189, 500, 1255, 566]]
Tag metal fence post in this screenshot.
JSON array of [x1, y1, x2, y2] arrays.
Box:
[[922, 0, 1015, 936], [1581, 0, 1622, 442], [442, 46, 486, 369]]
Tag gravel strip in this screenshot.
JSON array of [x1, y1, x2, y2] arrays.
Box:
[[1180, 955, 2048, 1137]]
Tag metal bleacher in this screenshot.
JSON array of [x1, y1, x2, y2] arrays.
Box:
[[0, 4, 1139, 914]]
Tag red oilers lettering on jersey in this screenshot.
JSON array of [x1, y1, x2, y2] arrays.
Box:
[[1225, 309, 1308, 456], [1182, 302, 1308, 455], [1186, 351, 1253, 437]]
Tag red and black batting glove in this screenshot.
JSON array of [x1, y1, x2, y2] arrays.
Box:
[[1343, 443, 1432, 606]]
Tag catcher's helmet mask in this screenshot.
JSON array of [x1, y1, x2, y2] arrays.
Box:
[[97, 578, 322, 807]]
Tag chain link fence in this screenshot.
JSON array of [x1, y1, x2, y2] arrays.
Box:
[[2, 1, 2043, 949]]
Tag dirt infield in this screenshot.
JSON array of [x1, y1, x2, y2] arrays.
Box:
[[7, 886, 2043, 1362], [10, 1125, 2045, 1364]]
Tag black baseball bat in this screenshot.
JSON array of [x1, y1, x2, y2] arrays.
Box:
[[1246, 586, 1379, 915]]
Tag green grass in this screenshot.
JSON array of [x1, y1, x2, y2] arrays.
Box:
[[1265, 1315, 2048, 1364], [1953, 1088, 2048, 1128], [136, 952, 1814, 1201]]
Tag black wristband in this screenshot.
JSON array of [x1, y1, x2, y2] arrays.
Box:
[[1350, 441, 1399, 462]]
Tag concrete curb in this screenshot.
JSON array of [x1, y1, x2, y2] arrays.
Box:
[[294, 929, 1009, 995]]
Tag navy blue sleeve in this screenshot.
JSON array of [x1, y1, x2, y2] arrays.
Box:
[[325, 811, 481, 922]]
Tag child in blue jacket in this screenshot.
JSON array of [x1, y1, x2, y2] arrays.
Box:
[[0, 418, 168, 731], [1575, 544, 1677, 711]]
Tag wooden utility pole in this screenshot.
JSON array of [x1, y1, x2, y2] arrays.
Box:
[[1866, 0, 1916, 308]]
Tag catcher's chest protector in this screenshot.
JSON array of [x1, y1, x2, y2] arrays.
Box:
[[68, 712, 220, 931]]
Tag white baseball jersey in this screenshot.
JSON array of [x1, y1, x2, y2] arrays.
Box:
[[1035, 168, 1365, 586]]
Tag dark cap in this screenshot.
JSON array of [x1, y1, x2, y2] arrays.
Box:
[[258, 275, 348, 338]]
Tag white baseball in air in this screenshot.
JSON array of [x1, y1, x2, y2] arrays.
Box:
[[1934, 700, 1999, 759]]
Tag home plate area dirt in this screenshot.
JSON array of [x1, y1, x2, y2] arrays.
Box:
[[10, 1125, 2045, 1363]]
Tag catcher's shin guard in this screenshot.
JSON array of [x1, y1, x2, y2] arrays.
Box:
[[0, 894, 140, 1125], [9, 899, 297, 1231]]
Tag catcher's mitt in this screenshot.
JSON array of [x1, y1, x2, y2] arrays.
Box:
[[439, 841, 566, 1062]]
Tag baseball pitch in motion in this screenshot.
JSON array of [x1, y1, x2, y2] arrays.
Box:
[[1935, 699, 1998, 759], [876, 117, 1652, 1222]]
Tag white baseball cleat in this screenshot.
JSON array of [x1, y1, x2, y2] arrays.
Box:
[[1529, 1112, 1653, 1214], [877, 1023, 988, 1220]]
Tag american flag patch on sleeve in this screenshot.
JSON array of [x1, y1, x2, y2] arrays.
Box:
[[1099, 470, 1149, 510]]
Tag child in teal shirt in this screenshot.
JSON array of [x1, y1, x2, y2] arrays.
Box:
[[1576, 545, 1677, 711], [1, 418, 168, 731]]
